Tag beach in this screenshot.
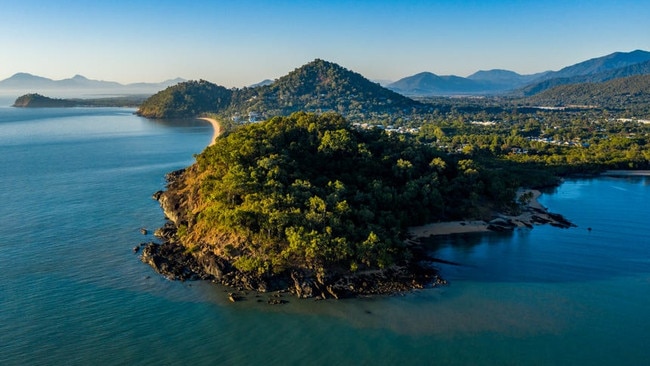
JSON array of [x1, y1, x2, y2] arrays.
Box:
[[408, 189, 566, 238], [198, 117, 222, 146]]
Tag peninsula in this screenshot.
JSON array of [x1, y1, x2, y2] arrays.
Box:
[[140, 112, 573, 300], [136, 57, 650, 301], [12, 93, 147, 108]]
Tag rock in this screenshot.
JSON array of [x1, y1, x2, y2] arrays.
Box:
[[291, 270, 315, 298], [196, 250, 232, 281], [153, 222, 177, 241], [140, 242, 205, 281], [267, 298, 287, 305], [140, 228, 148, 235], [228, 293, 240, 302], [487, 218, 516, 232]]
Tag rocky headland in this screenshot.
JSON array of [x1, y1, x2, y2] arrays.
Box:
[[140, 169, 446, 301], [140, 173, 575, 302]]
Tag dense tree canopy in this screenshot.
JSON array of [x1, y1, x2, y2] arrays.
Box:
[[136, 60, 424, 119], [136, 80, 232, 118], [169, 112, 520, 276]]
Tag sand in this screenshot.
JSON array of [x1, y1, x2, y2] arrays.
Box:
[[408, 189, 547, 238], [198, 117, 222, 146]]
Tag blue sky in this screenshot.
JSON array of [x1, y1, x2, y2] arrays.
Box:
[[1, 0, 648, 87]]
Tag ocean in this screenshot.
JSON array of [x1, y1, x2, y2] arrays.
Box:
[[1, 101, 649, 365]]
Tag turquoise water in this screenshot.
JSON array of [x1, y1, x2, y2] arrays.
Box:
[[1, 103, 649, 365]]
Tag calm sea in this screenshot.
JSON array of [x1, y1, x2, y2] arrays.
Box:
[[1, 100, 649, 365]]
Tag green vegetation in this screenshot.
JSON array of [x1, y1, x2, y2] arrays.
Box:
[[524, 74, 650, 115], [143, 59, 650, 289], [137, 59, 423, 120], [136, 80, 232, 118], [13, 93, 147, 108], [170, 112, 523, 276]]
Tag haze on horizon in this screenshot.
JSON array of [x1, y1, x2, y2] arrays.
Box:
[[1, 0, 648, 88]]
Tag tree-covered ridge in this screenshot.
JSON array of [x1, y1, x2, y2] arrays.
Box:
[[136, 59, 423, 119], [524, 74, 650, 111], [167, 112, 518, 277], [13, 93, 147, 108], [515, 56, 650, 96], [13, 93, 77, 107], [239, 59, 421, 115], [136, 80, 232, 118]]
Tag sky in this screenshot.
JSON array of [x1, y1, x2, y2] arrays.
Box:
[[1, 0, 648, 87]]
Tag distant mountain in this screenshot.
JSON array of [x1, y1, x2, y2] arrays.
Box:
[[137, 59, 423, 119], [467, 69, 549, 88], [388, 69, 552, 96], [524, 74, 650, 111], [249, 79, 274, 88], [0, 73, 53, 88], [0, 73, 186, 95], [542, 50, 650, 80], [389, 50, 650, 97], [388, 72, 489, 96], [520, 58, 650, 96]]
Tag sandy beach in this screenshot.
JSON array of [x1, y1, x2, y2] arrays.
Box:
[[198, 117, 222, 146], [408, 189, 562, 238]]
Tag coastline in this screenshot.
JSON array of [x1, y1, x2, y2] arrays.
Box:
[[601, 170, 650, 177], [408, 189, 574, 238], [198, 117, 222, 146]]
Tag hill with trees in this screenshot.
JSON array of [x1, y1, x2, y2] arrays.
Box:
[[146, 112, 526, 298], [136, 59, 423, 120], [12, 93, 147, 108], [135, 80, 233, 118], [519, 60, 650, 96], [524, 74, 650, 113]]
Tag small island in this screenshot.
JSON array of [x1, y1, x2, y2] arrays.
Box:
[[13, 93, 147, 108]]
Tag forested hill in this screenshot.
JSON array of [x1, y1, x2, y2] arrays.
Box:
[[136, 59, 423, 119], [524, 74, 650, 113], [520, 60, 650, 96], [13, 93, 147, 108], [155, 112, 521, 295], [135, 80, 232, 118]]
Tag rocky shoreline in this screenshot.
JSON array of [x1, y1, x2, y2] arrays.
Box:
[[408, 189, 575, 238], [139, 171, 574, 302], [139, 169, 447, 302]]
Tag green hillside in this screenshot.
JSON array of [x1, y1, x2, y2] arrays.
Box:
[[524, 74, 650, 113], [157, 112, 520, 295], [136, 59, 422, 119]]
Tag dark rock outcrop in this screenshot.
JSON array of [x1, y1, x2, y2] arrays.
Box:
[[140, 168, 447, 300]]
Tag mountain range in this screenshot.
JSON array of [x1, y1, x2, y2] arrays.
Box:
[[388, 50, 650, 96], [6, 49, 650, 111], [0, 73, 185, 96]]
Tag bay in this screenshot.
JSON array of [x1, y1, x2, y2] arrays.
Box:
[[1, 103, 648, 365]]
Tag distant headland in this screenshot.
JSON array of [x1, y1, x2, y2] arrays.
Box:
[[12, 93, 147, 108]]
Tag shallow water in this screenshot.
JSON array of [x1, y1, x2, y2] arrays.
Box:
[[1, 104, 648, 365]]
